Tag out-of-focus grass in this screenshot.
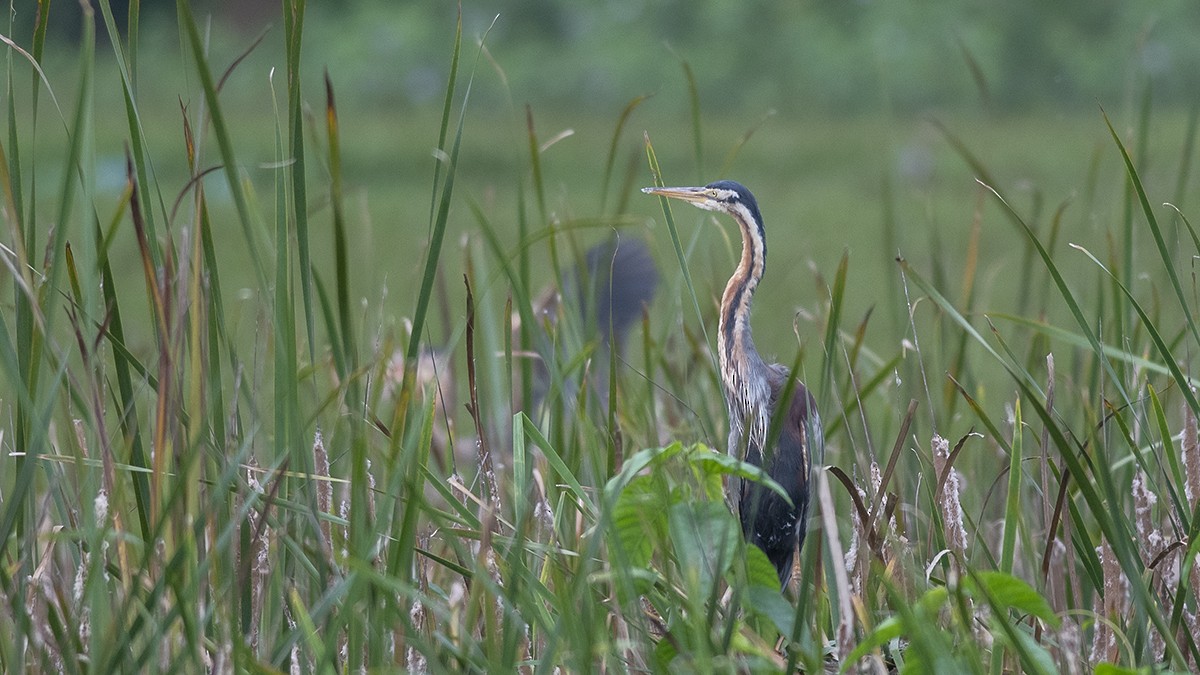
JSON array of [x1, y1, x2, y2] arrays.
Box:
[[24, 23, 1200, 344], [4, 3, 1200, 672]]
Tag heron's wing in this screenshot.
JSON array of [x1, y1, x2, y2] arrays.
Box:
[[739, 368, 820, 585]]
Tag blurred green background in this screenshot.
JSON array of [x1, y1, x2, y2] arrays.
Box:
[[19, 0, 1200, 399]]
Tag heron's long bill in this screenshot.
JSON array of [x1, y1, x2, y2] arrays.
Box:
[[641, 186, 709, 204]]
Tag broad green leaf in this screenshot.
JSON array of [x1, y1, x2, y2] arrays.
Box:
[[1093, 664, 1143, 675], [653, 634, 679, 670], [969, 571, 1059, 628], [668, 501, 738, 590], [843, 616, 905, 671], [689, 447, 794, 506], [610, 474, 661, 568], [842, 585, 950, 672], [991, 621, 1057, 675], [603, 442, 685, 499], [743, 543, 781, 591], [745, 585, 793, 638]]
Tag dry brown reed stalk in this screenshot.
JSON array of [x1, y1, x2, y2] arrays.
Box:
[[464, 275, 502, 523], [844, 479, 868, 601], [845, 461, 891, 605], [1185, 402, 1200, 511], [1180, 403, 1200, 668], [1058, 619, 1083, 675], [1089, 538, 1127, 665], [25, 514, 66, 670], [314, 429, 332, 550], [1039, 354, 1070, 620], [931, 433, 991, 648], [1131, 470, 1167, 659], [73, 549, 90, 650], [817, 469, 856, 664], [1131, 471, 1163, 563], [244, 461, 274, 656], [932, 435, 967, 561], [286, 603, 303, 675], [405, 532, 431, 672]]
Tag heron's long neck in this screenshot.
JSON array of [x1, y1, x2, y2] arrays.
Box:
[[718, 210, 769, 440]]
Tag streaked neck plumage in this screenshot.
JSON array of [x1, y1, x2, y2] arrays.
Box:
[[718, 201, 771, 456]]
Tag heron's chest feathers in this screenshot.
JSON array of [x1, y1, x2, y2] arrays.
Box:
[[720, 347, 773, 454]]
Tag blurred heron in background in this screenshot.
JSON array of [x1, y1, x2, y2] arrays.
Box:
[[521, 236, 659, 415]]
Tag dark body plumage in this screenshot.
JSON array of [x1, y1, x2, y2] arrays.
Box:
[[737, 364, 818, 585], [643, 180, 821, 587]]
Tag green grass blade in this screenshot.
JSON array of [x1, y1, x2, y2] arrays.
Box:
[[518, 413, 595, 516], [1102, 109, 1200, 353], [599, 94, 650, 213], [643, 133, 715, 373], [999, 400, 1023, 576], [680, 58, 703, 180], [1070, 243, 1200, 415], [406, 16, 498, 379], [427, 6, 462, 226], [324, 74, 357, 392], [285, 0, 316, 364], [976, 181, 1131, 408], [177, 0, 268, 289], [1146, 385, 1189, 523], [820, 252, 849, 413], [1173, 98, 1200, 210], [988, 312, 1200, 387]]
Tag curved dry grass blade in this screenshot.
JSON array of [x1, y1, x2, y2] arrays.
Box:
[[827, 465, 883, 563], [867, 398, 917, 544], [935, 429, 979, 502], [1039, 472, 1070, 590]]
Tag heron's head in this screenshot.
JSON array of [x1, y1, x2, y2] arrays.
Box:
[[642, 180, 761, 224]]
